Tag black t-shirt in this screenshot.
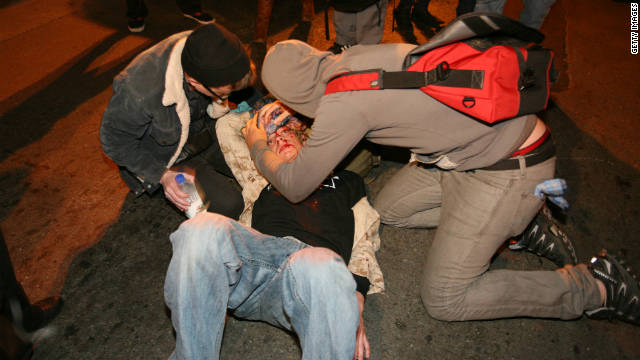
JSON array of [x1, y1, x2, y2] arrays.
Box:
[[252, 170, 370, 295]]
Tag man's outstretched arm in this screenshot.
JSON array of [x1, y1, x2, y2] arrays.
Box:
[[354, 291, 370, 360]]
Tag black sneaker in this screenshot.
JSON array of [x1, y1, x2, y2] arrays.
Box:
[[183, 11, 215, 24], [127, 16, 145, 33], [509, 206, 578, 267], [585, 249, 640, 325], [327, 42, 352, 54]]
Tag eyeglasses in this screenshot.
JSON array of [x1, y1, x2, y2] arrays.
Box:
[[210, 90, 229, 104]]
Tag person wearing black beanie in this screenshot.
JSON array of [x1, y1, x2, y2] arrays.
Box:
[[181, 24, 251, 88], [100, 23, 256, 221]]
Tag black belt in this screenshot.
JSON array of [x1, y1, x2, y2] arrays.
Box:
[[481, 135, 555, 171]]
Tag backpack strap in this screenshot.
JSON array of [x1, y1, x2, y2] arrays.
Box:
[[324, 63, 484, 95], [404, 12, 545, 68]]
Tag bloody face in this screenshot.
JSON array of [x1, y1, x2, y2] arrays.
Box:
[[267, 125, 305, 162]]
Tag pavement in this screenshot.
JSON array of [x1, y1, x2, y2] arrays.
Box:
[[1, 0, 639, 358]]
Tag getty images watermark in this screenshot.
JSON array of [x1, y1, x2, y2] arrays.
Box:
[[632, 3, 639, 54]]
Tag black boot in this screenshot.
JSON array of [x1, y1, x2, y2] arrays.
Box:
[[393, 0, 418, 44]]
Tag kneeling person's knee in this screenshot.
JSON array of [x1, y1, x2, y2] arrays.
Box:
[[420, 277, 466, 322]]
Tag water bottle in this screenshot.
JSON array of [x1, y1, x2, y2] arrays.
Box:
[[175, 174, 209, 218]]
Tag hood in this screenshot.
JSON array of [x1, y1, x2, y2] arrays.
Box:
[[261, 40, 343, 118]]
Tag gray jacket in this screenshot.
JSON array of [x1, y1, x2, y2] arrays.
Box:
[[254, 40, 536, 202], [100, 31, 201, 195]]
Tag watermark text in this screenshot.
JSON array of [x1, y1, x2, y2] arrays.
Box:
[[632, 3, 638, 54]]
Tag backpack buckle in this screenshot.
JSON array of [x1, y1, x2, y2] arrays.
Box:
[[519, 67, 536, 90], [436, 61, 451, 81], [462, 96, 476, 108], [426, 61, 451, 84]]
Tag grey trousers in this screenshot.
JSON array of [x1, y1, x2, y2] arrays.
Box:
[[374, 157, 602, 321], [333, 0, 388, 46]]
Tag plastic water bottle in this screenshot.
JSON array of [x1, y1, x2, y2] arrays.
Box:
[[175, 174, 209, 218]]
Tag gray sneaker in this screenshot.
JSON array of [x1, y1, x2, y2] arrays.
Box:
[[585, 249, 640, 325], [510, 206, 578, 267]]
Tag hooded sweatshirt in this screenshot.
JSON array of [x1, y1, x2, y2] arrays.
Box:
[[253, 40, 537, 203]]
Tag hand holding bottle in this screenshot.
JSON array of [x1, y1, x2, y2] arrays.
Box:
[[160, 169, 192, 211], [174, 173, 209, 218]]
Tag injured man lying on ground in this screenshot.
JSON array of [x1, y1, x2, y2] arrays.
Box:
[[163, 99, 384, 360]]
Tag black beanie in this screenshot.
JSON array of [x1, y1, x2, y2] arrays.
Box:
[[181, 24, 250, 87]]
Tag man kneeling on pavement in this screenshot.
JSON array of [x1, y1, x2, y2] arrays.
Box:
[[163, 102, 384, 360], [243, 39, 640, 327]]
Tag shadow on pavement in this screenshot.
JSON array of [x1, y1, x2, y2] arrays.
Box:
[[2, 0, 637, 358], [0, 32, 144, 163]]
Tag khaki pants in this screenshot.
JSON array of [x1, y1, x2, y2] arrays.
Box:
[[374, 157, 601, 320]]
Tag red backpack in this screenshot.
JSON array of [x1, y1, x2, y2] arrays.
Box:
[[324, 12, 557, 124]]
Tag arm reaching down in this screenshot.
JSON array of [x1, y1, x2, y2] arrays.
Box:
[[354, 291, 370, 360], [159, 169, 193, 210]]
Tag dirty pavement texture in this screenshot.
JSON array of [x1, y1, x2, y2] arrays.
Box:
[[0, 0, 638, 358]]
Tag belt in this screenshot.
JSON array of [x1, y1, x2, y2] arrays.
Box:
[[481, 130, 555, 171]]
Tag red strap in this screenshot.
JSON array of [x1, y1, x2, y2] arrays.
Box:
[[324, 71, 381, 95], [511, 127, 550, 157]]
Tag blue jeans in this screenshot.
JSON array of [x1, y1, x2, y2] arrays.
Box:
[[164, 213, 359, 360], [474, 0, 557, 29]]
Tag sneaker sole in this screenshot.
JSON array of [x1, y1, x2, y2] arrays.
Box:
[[586, 250, 640, 325], [128, 24, 145, 33], [183, 14, 215, 24]]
